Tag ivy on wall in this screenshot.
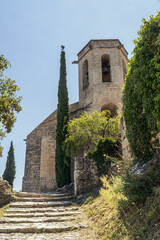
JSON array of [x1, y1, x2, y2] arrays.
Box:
[[123, 12, 160, 162]]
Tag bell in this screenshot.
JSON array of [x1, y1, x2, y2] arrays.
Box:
[[86, 71, 88, 80], [102, 61, 109, 74], [103, 67, 108, 74]]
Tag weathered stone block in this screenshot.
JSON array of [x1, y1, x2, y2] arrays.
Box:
[[0, 178, 14, 205], [74, 157, 84, 170], [74, 156, 99, 195]]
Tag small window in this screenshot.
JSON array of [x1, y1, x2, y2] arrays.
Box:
[[101, 55, 111, 82], [82, 60, 89, 90]]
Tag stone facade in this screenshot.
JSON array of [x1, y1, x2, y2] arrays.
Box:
[[78, 40, 128, 114], [22, 102, 80, 193], [22, 39, 129, 194]]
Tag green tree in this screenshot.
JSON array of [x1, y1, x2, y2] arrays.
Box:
[[123, 12, 160, 162], [55, 46, 71, 188], [0, 55, 22, 157], [65, 110, 120, 157], [3, 141, 16, 187]]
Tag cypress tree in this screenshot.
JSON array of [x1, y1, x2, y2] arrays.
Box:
[[3, 141, 16, 187], [55, 46, 71, 188]]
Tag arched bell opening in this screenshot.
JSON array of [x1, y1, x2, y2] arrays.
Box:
[[82, 60, 89, 90], [101, 103, 118, 117], [101, 103, 122, 153], [101, 54, 111, 82]]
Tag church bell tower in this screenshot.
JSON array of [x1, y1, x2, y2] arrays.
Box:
[[74, 39, 128, 115]]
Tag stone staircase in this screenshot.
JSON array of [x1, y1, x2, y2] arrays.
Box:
[[0, 192, 89, 239]]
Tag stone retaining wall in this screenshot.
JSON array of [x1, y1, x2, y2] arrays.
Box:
[[74, 156, 99, 196]]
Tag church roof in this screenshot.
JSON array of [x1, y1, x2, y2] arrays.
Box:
[[77, 39, 128, 61]]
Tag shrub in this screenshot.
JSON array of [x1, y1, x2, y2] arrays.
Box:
[[65, 110, 120, 157], [88, 137, 121, 176]]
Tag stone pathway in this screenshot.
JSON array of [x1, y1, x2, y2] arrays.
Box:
[[0, 192, 91, 240]]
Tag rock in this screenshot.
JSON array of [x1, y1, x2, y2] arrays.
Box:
[[131, 160, 152, 175], [0, 178, 14, 205], [56, 183, 74, 193], [76, 186, 100, 205], [76, 194, 87, 204]]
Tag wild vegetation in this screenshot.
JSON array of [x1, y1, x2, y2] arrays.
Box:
[[66, 110, 121, 175], [3, 141, 16, 188], [0, 55, 22, 157], [55, 46, 71, 187], [82, 13, 160, 240], [123, 12, 160, 163], [84, 163, 160, 240], [0, 203, 10, 218]]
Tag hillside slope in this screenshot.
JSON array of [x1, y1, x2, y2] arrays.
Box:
[[83, 159, 160, 240]]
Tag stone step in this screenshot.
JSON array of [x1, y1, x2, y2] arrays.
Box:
[[4, 211, 81, 218], [6, 206, 79, 213], [0, 231, 88, 239], [15, 192, 72, 198], [0, 222, 87, 233], [9, 201, 72, 208], [0, 216, 78, 223], [15, 195, 72, 202]]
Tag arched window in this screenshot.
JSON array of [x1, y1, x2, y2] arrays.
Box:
[[82, 60, 89, 90], [101, 54, 111, 82], [122, 59, 127, 81], [101, 103, 118, 117]]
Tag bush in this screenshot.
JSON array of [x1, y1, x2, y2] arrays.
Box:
[[65, 110, 120, 157], [88, 137, 121, 176]]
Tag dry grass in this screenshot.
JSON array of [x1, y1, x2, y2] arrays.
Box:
[[83, 185, 160, 240], [82, 159, 160, 240], [0, 203, 10, 218]]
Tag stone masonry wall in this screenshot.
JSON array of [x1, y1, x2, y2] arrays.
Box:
[[74, 156, 99, 196], [22, 131, 42, 192], [22, 102, 80, 193], [78, 40, 128, 114], [22, 111, 57, 193]]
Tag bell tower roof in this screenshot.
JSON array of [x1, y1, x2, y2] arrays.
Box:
[[77, 39, 128, 61]]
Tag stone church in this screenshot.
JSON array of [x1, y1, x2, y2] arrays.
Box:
[[22, 39, 129, 193]]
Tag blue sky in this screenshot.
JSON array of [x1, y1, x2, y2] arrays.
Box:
[[0, 0, 159, 191]]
